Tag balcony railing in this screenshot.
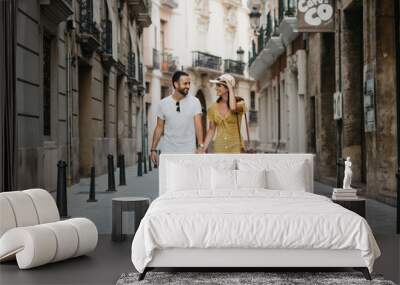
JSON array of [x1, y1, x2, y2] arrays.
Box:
[[161, 51, 178, 73], [80, 0, 98, 36], [224, 59, 245, 75], [192, 51, 222, 71], [265, 12, 273, 44], [128, 51, 136, 80], [153, 49, 160, 69], [102, 19, 112, 55], [249, 110, 258, 125], [249, 40, 257, 67], [79, 0, 100, 57], [279, 0, 297, 23]]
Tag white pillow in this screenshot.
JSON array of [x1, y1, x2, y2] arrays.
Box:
[[236, 169, 267, 189], [211, 168, 237, 190], [237, 159, 309, 191], [266, 162, 307, 191], [167, 162, 211, 191], [166, 159, 236, 192]]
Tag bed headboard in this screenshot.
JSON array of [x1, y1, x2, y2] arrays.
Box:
[[159, 154, 314, 196]]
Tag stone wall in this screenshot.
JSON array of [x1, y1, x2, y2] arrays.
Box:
[[329, 0, 398, 206], [364, 0, 397, 205], [17, 0, 143, 190], [16, 1, 42, 190]]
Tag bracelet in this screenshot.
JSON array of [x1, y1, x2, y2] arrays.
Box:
[[151, 149, 157, 152]]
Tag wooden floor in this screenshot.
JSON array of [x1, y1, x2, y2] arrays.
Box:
[[0, 234, 398, 285]]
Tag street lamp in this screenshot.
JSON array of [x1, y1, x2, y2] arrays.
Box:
[[236, 46, 245, 62], [249, 6, 262, 32]]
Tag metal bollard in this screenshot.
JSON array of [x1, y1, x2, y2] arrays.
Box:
[[137, 152, 143, 177], [143, 153, 148, 174], [107, 154, 116, 192], [148, 154, 152, 171], [119, 154, 126, 186], [87, 166, 97, 202], [56, 160, 68, 217]]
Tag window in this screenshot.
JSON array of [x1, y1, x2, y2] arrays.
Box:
[[250, 91, 256, 110], [43, 31, 52, 136]]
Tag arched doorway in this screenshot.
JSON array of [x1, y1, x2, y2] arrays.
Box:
[[195, 90, 207, 139]]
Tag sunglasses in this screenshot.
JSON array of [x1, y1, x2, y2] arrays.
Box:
[[176, 101, 180, 112]]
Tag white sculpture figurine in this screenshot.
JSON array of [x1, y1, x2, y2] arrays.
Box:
[[343, 157, 352, 189]]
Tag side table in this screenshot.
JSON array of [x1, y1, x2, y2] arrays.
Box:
[[332, 198, 366, 218], [112, 197, 150, 242]]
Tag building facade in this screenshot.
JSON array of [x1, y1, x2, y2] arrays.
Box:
[[334, 0, 397, 206], [249, 0, 308, 154], [143, 0, 259, 152], [249, 0, 398, 207], [15, 0, 151, 191]]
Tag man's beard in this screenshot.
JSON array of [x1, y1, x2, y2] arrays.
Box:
[[178, 88, 189, 96]]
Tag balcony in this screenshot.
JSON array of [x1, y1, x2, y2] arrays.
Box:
[[128, 51, 137, 85], [161, 51, 178, 74], [278, 0, 299, 46], [192, 51, 222, 72], [249, 13, 284, 80], [101, 19, 115, 69], [249, 110, 258, 125], [265, 24, 284, 58], [79, 0, 100, 58], [128, 0, 152, 28], [224, 59, 245, 75], [40, 0, 73, 25], [161, 0, 178, 9], [153, 49, 160, 70]]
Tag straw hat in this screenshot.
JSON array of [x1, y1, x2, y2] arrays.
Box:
[[209, 74, 236, 88]]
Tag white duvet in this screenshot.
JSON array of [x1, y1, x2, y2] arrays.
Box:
[[131, 190, 380, 273]]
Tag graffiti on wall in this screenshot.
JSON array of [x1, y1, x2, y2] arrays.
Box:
[[297, 0, 335, 32]]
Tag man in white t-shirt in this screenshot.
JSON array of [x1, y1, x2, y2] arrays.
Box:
[[150, 71, 205, 165]]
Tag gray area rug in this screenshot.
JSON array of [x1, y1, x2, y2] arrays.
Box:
[[116, 271, 396, 285]]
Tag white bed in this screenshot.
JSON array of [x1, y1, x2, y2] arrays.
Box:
[[131, 154, 380, 280]]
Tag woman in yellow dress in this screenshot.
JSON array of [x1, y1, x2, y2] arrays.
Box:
[[203, 74, 246, 153]]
